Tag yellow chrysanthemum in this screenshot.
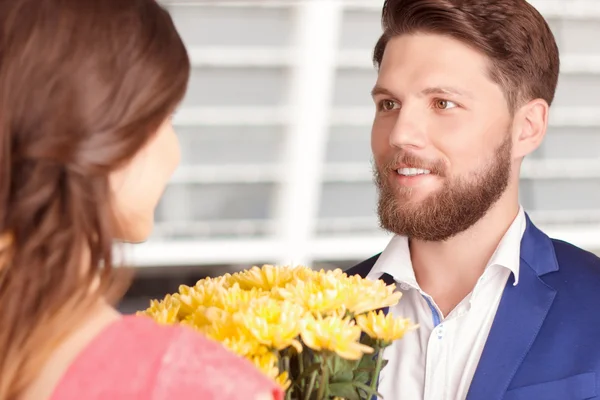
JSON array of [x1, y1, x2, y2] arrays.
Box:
[[176, 285, 206, 319], [195, 274, 233, 289], [300, 313, 373, 360], [317, 268, 347, 279], [176, 280, 224, 316], [277, 277, 347, 315], [219, 283, 267, 313], [275, 371, 291, 391], [251, 351, 279, 379], [344, 275, 402, 315], [182, 305, 225, 329], [356, 310, 416, 344], [222, 335, 266, 358], [229, 264, 297, 291], [277, 267, 397, 317], [193, 311, 263, 357], [292, 265, 319, 281], [137, 294, 180, 325], [235, 297, 304, 352]]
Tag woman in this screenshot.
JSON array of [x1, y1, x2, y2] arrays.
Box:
[[0, 0, 283, 399]]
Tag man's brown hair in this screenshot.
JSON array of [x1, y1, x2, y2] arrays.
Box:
[[373, 0, 560, 111]]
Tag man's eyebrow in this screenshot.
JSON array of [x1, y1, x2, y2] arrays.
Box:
[[370, 85, 395, 98], [370, 85, 474, 98], [421, 86, 473, 98]]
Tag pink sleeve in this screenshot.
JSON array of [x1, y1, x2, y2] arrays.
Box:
[[151, 326, 284, 400], [51, 316, 283, 400]]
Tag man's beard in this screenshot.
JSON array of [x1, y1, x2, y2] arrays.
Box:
[[374, 135, 512, 241]]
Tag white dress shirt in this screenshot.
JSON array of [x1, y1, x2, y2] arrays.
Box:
[[366, 207, 526, 400]]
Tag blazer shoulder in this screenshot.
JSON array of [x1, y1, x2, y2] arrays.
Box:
[[345, 253, 381, 278], [548, 238, 600, 293], [552, 238, 600, 271]]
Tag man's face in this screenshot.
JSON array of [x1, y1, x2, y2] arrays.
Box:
[[371, 33, 515, 241]]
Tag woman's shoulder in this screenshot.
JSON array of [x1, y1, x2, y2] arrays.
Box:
[[150, 318, 283, 400], [51, 315, 282, 400]]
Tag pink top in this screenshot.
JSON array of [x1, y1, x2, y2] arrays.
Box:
[[50, 316, 284, 400]]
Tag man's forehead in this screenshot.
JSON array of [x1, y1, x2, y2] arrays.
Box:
[[376, 36, 498, 97], [379, 34, 490, 75]]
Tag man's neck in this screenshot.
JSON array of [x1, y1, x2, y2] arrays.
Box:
[[410, 195, 520, 316]]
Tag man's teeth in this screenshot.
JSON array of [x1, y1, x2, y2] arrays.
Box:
[[397, 168, 430, 176]]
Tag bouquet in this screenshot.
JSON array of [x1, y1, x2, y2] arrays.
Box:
[[139, 265, 415, 400]]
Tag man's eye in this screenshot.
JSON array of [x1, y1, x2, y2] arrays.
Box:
[[380, 99, 398, 111], [433, 99, 457, 110]]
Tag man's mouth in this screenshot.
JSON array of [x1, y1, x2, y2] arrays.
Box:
[[396, 168, 431, 177]]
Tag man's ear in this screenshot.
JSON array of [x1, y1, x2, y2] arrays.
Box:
[[511, 98, 549, 158]]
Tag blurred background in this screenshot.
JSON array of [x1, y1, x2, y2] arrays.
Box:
[[119, 0, 600, 312]]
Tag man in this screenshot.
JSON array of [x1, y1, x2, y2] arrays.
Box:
[[346, 0, 600, 399]]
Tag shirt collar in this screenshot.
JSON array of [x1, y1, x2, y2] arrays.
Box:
[[486, 206, 526, 286], [366, 235, 418, 289], [366, 206, 527, 288]]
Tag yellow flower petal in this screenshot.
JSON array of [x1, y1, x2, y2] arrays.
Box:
[[356, 310, 417, 344], [236, 297, 304, 351], [229, 264, 297, 291], [300, 313, 373, 360], [250, 351, 280, 379], [344, 275, 403, 315], [276, 276, 347, 315], [137, 294, 180, 325], [275, 371, 291, 390]]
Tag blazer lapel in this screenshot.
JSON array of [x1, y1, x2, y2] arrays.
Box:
[[347, 253, 381, 279], [466, 215, 559, 400], [379, 272, 395, 316]]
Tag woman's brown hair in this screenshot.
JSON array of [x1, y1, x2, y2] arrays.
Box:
[[0, 0, 190, 397]]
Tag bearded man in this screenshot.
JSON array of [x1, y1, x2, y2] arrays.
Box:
[[347, 0, 600, 399]]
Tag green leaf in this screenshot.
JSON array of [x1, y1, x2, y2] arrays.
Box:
[[327, 354, 343, 376], [353, 382, 383, 399], [294, 362, 322, 385], [358, 353, 375, 369], [350, 351, 390, 398], [329, 382, 361, 400], [327, 355, 359, 383], [359, 333, 378, 348], [380, 358, 389, 370], [332, 369, 354, 383], [353, 369, 370, 385]]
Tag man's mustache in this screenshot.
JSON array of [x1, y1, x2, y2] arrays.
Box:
[[380, 152, 447, 177]]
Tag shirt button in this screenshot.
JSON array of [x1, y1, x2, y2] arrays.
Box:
[[436, 325, 444, 339], [400, 283, 411, 290]]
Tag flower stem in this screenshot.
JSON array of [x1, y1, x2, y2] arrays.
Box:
[[304, 370, 317, 400], [298, 351, 305, 385], [370, 346, 385, 393], [282, 353, 291, 400], [298, 351, 304, 376], [316, 354, 329, 400], [283, 354, 290, 374]]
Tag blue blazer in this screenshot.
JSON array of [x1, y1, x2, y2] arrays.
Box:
[[346, 215, 600, 400]]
